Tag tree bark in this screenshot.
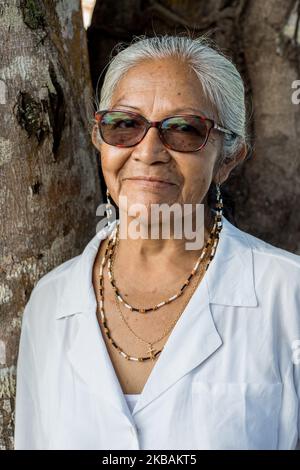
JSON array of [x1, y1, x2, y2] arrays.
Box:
[[0, 0, 100, 449], [87, 0, 300, 253], [241, 0, 300, 251]]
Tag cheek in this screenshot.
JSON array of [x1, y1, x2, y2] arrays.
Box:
[[100, 148, 129, 203], [101, 146, 128, 175], [181, 160, 214, 199]]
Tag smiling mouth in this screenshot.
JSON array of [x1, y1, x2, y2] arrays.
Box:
[[124, 178, 176, 189], [124, 177, 176, 185]]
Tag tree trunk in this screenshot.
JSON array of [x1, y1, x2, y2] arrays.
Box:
[[241, 0, 300, 251], [87, 0, 300, 253], [0, 0, 101, 449]]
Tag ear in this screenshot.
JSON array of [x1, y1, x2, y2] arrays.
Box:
[[214, 142, 247, 185], [91, 124, 102, 152]]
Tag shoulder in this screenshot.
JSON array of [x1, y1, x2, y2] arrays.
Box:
[[28, 253, 81, 308], [23, 223, 116, 326], [33, 254, 80, 293], [225, 218, 300, 297], [29, 225, 110, 300], [221, 216, 300, 302], [242, 227, 300, 283], [224, 216, 300, 271], [23, 255, 79, 328], [243, 229, 300, 268]]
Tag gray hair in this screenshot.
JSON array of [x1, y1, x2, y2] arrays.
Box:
[[96, 34, 250, 167]]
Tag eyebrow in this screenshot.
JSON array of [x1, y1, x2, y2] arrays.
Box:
[[111, 102, 209, 116]]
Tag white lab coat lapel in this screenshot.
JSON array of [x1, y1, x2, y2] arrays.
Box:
[[133, 278, 223, 414], [57, 216, 257, 420], [66, 303, 133, 420], [57, 221, 135, 424], [65, 279, 223, 418], [133, 216, 258, 414]]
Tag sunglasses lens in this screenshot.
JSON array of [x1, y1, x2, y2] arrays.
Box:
[[161, 116, 208, 151], [98, 111, 146, 146]]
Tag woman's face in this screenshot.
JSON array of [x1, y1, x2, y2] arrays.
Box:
[[92, 57, 232, 219]]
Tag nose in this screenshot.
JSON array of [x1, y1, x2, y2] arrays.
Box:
[[131, 126, 170, 164]]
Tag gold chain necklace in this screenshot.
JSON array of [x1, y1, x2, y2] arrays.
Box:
[[97, 215, 223, 362], [112, 236, 213, 360], [107, 210, 220, 313]]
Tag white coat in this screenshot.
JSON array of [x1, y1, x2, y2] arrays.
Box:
[[14, 215, 300, 450]]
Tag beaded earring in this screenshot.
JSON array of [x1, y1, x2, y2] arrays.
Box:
[[215, 182, 224, 229], [105, 188, 115, 228]]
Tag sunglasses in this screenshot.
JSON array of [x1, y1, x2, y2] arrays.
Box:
[[95, 109, 236, 153]]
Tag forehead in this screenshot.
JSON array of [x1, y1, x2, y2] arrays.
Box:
[[110, 58, 215, 117]]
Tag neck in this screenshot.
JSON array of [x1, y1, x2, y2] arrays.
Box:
[[115, 205, 215, 269]]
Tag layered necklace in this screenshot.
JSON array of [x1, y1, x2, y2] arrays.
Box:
[[97, 203, 223, 362]]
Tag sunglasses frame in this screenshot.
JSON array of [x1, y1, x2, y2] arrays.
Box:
[[94, 109, 236, 153]]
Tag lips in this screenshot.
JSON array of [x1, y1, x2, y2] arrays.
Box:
[[124, 176, 176, 185]]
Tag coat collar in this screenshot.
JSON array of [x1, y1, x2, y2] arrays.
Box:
[[57, 214, 258, 420], [206, 215, 258, 307], [56, 220, 118, 319], [57, 214, 257, 320]]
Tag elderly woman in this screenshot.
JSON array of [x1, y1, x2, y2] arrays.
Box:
[[14, 34, 300, 450]]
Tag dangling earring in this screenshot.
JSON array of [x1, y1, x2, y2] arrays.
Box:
[[105, 188, 114, 227], [215, 182, 224, 230]]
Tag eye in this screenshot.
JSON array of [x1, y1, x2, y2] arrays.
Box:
[[107, 117, 143, 131], [176, 123, 196, 133], [116, 119, 137, 128], [102, 112, 142, 129], [165, 121, 201, 135], [162, 117, 204, 135]]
